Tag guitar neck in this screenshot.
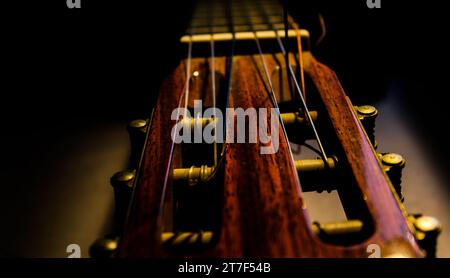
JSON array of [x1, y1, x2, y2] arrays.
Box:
[[188, 0, 285, 35], [180, 0, 310, 56], [112, 0, 432, 259]]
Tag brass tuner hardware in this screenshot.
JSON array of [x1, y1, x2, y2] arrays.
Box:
[[312, 220, 364, 245], [411, 215, 442, 258], [380, 153, 405, 202], [110, 170, 136, 227], [127, 119, 148, 167], [312, 220, 363, 237], [179, 117, 216, 128], [173, 165, 215, 186], [161, 231, 214, 249], [294, 157, 336, 173], [355, 105, 378, 148], [294, 157, 337, 193], [173, 157, 336, 186], [89, 236, 119, 258], [128, 118, 148, 130], [111, 169, 135, 189], [179, 112, 318, 129], [160, 220, 364, 250], [281, 111, 318, 127]]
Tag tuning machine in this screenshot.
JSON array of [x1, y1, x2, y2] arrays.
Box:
[[127, 119, 148, 167], [355, 105, 378, 148], [90, 169, 135, 258], [282, 105, 378, 146], [379, 153, 406, 202], [378, 153, 442, 257], [90, 120, 145, 257], [173, 157, 337, 192], [161, 231, 214, 251], [110, 169, 136, 230], [409, 214, 442, 258], [89, 235, 119, 258]]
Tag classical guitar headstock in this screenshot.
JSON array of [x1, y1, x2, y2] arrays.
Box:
[[90, 0, 441, 258]]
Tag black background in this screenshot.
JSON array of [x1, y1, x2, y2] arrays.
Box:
[[2, 0, 448, 119], [2, 258, 450, 275], [2, 1, 448, 132], [1, 0, 449, 257]]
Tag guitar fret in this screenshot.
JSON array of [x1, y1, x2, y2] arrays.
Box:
[[188, 0, 284, 35]]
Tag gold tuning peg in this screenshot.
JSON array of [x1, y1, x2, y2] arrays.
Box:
[[127, 119, 148, 167], [161, 231, 214, 250], [172, 157, 337, 192], [89, 236, 119, 258], [309, 220, 368, 248], [380, 153, 405, 202], [356, 105, 378, 148], [110, 170, 136, 230], [411, 215, 442, 258]]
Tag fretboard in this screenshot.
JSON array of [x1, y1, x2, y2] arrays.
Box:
[[187, 0, 286, 35]]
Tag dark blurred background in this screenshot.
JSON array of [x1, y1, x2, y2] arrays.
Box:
[[1, 0, 449, 257]]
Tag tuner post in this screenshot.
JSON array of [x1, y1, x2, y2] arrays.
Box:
[[380, 153, 406, 202], [311, 220, 364, 245], [356, 105, 378, 148], [127, 119, 148, 167], [173, 158, 337, 192], [161, 231, 214, 250]]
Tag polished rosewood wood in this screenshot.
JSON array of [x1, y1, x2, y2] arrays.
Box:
[[117, 51, 423, 257], [303, 52, 423, 257]]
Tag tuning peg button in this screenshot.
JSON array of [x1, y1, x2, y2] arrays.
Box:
[[413, 215, 442, 258], [380, 153, 405, 202], [89, 236, 119, 258], [356, 105, 378, 148], [127, 119, 148, 167], [110, 170, 136, 230]]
